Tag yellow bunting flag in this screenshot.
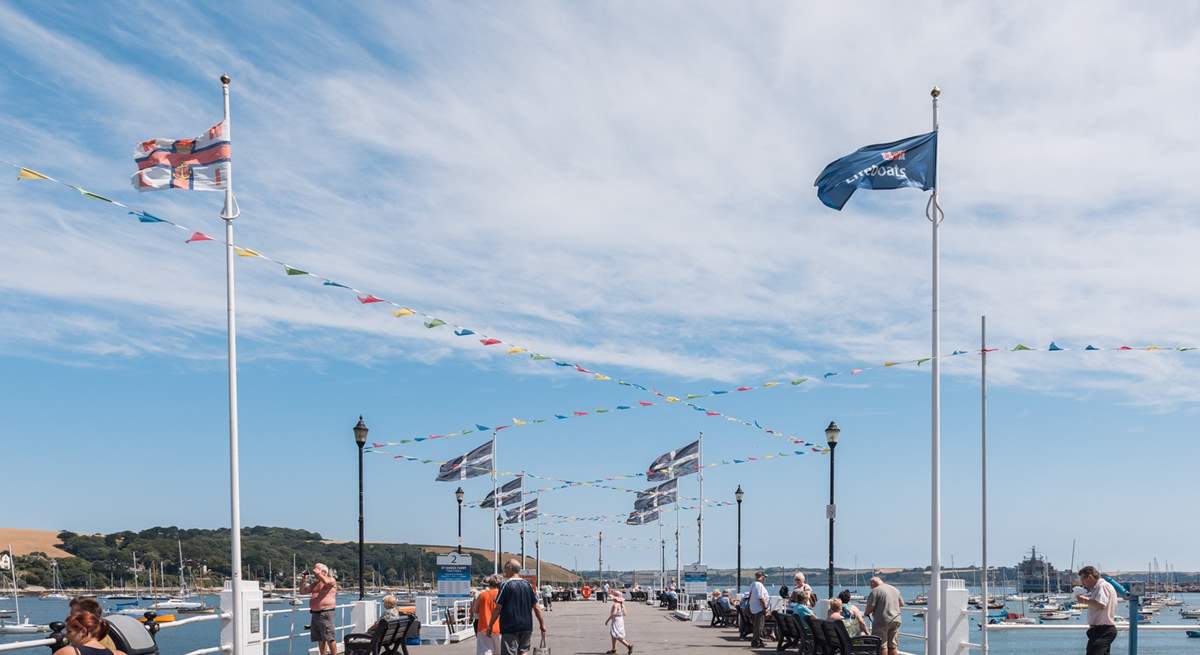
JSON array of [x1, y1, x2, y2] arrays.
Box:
[[513, 418, 527, 426], [17, 167, 49, 181], [392, 308, 415, 317], [506, 346, 527, 355], [883, 361, 899, 367], [594, 374, 611, 381], [665, 396, 681, 403], [234, 247, 261, 257], [762, 381, 780, 388]]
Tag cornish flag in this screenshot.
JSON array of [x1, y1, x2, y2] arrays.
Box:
[[634, 479, 678, 510], [504, 499, 538, 524], [436, 440, 494, 481], [480, 477, 523, 508], [646, 440, 700, 481], [626, 510, 659, 526], [132, 120, 231, 191]]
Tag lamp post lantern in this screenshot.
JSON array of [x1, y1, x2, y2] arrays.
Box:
[[497, 513, 504, 563], [353, 416, 369, 600], [825, 420, 840, 600], [455, 487, 465, 554], [735, 485, 744, 594]]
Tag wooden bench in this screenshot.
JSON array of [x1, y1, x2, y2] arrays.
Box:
[[342, 615, 419, 655]]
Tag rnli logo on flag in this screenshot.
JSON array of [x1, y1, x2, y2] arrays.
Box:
[[881, 150, 906, 161]]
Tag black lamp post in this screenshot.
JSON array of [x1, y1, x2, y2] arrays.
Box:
[[353, 416, 369, 600], [825, 420, 840, 600], [455, 487, 465, 554], [497, 513, 504, 563], [735, 485, 744, 594]]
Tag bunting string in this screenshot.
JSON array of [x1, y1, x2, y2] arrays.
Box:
[[9, 161, 1199, 425]]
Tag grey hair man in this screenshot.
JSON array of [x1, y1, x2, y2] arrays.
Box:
[[865, 576, 904, 655], [748, 571, 770, 648], [300, 563, 338, 655], [488, 559, 547, 655]]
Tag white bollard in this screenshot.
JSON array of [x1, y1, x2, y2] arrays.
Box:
[[940, 578, 969, 655], [221, 580, 264, 655], [351, 600, 378, 633]]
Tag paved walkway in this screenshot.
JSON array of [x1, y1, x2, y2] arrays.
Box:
[[411, 599, 769, 654]]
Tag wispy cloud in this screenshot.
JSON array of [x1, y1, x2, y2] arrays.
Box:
[[2, 2, 1199, 406]]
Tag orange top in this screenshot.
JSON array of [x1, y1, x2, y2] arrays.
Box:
[[474, 588, 498, 632]]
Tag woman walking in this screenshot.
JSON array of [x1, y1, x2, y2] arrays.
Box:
[[604, 590, 633, 654]]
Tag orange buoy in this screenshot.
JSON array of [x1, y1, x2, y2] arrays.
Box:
[[581, 585, 592, 599]]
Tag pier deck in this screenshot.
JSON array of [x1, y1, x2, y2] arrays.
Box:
[[412, 599, 759, 654]]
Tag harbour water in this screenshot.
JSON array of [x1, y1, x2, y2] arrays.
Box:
[[5, 586, 1200, 654]]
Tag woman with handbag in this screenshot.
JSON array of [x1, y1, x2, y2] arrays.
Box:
[[603, 590, 633, 654]]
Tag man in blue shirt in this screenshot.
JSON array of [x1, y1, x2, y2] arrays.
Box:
[[488, 559, 547, 655]]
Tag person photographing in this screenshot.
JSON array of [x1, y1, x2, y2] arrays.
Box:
[[300, 563, 338, 655]]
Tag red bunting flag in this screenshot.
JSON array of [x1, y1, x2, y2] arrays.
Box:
[[185, 231, 214, 243], [706, 411, 720, 416], [638, 401, 654, 407], [575, 365, 592, 373], [358, 295, 383, 304], [480, 338, 502, 346], [736, 386, 752, 391], [574, 411, 588, 416]]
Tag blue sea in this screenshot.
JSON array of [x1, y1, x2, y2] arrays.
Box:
[[4, 587, 1200, 654]]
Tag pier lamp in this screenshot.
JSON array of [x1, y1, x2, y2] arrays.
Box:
[[825, 420, 840, 600], [735, 485, 744, 594], [455, 487, 465, 554], [497, 512, 504, 563], [353, 416, 369, 600]]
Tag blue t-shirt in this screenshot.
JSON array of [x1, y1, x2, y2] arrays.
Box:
[[495, 578, 537, 633]]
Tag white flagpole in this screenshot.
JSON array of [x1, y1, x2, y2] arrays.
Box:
[[927, 85, 943, 655], [520, 471, 526, 570], [980, 315, 989, 655], [219, 73, 245, 655], [535, 491, 541, 587], [674, 501, 680, 592], [697, 432, 704, 567], [492, 433, 499, 575]]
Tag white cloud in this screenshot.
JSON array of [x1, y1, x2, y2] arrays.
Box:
[[1, 2, 1199, 406]]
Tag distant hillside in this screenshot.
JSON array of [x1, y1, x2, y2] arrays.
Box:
[[0, 527, 577, 589]]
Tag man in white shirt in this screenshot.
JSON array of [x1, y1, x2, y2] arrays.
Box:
[[748, 571, 770, 648], [1076, 566, 1118, 655]]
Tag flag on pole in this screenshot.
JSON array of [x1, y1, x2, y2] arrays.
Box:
[[505, 499, 538, 524], [634, 479, 678, 510], [626, 510, 659, 526], [480, 477, 523, 508], [436, 440, 494, 481], [132, 120, 231, 192], [813, 131, 937, 210], [646, 440, 700, 481]]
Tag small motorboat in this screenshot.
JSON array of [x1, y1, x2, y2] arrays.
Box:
[[40, 592, 70, 601], [0, 609, 14, 617], [0, 619, 52, 635], [987, 600, 1005, 610], [152, 598, 207, 611], [1180, 608, 1200, 619], [1040, 611, 1071, 621], [1186, 630, 1200, 638], [909, 595, 928, 606]]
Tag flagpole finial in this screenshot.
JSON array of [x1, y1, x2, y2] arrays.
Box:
[[221, 73, 231, 85], [931, 86, 941, 98]]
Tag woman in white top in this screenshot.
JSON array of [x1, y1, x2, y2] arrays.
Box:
[[604, 590, 634, 654]]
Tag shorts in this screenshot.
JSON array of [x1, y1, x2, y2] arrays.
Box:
[[871, 620, 901, 650], [475, 631, 499, 655], [500, 631, 532, 655], [310, 610, 335, 642]]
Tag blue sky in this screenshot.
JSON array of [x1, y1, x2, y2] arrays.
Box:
[[2, 2, 1199, 574]]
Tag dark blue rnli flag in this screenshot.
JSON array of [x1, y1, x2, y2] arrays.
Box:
[[814, 131, 937, 210]]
